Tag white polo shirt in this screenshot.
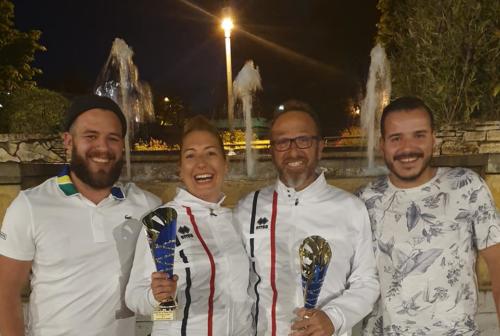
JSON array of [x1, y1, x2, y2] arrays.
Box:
[[0, 167, 161, 336]]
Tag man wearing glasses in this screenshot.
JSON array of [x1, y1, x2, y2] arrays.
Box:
[[234, 100, 379, 336]]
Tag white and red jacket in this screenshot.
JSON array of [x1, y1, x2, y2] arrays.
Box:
[[234, 173, 379, 336], [126, 188, 253, 336]]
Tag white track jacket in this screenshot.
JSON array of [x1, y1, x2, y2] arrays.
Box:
[[126, 188, 253, 335], [234, 173, 379, 336]]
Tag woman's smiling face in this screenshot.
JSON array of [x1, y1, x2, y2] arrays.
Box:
[[179, 130, 227, 203]]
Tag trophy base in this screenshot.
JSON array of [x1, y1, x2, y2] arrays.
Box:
[[153, 300, 177, 321], [152, 308, 176, 321]]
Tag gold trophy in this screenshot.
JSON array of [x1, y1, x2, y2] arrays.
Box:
[[299, 236, 332, 309], [142, 207, 178, 321]]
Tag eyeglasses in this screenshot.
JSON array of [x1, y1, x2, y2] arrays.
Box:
[[270, 135, 320, 152]]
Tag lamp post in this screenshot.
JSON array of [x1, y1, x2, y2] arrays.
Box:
[[221, 15, 234, 137]]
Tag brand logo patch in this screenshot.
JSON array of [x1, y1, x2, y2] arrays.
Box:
[[124, 215, 132, 219], [0, 231, 6, 240], [178, 226, 194, 239], [256, 217, 269, 230]]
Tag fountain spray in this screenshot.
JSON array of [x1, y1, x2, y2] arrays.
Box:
[[233, 60, 262, 178], [95, 38, 154, 181], [361, 44, 391, 170]]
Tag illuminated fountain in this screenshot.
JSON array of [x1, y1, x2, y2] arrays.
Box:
[[360, 43, 391, 171], [95, 38, 155, 180], [233, 60, 262, 178]]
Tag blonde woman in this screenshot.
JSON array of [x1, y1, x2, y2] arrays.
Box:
[[126, 115, 253, 335]]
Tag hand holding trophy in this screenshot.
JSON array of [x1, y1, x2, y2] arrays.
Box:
[[142, 207, 178, 321], [299, 236, 332, 309]]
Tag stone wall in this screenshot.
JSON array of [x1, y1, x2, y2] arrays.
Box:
[[1, 120, 500, 162], [0, 134, 65, 163], [435, 121, 500, 155]]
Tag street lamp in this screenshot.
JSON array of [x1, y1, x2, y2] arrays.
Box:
[[221, 13, 234, 137]]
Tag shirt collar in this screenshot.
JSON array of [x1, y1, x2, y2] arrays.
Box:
[[56, 164, 126, 200]]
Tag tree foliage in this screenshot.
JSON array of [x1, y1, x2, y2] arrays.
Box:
[[377, 0, 499, 125], [0, 87, 69, 133], [154, 96, 187, 128], [0, 0, 45, 91]]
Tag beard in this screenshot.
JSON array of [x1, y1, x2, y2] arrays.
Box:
[[386, 151, 432, 183], [279, 168, 310, 189], [70, 146, 124, 189], [273, 151, 320, 191]]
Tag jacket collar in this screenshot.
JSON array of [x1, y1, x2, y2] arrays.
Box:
[[275, 171, 328, 203], [56, 164, 126, 200], [175, 187, 226, 210]]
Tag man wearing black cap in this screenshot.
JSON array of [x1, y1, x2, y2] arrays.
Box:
[[0, 95, 161, 335]]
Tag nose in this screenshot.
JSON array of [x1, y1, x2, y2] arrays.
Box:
[[195, 156, 207, 167], [94, 136, 111, 152], [399, 136, 413, 149]]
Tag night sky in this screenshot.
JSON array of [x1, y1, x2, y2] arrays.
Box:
[[12, 0, 379, 135]]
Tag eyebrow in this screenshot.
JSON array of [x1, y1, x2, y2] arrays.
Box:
[[81, 129, 122, 137], [387, 129, 429, 137], [182, 145, 218, 152]]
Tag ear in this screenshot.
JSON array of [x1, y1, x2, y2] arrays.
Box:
[[379, 135, 384, 152], [177, 161, 184, 183], [318, 138, 325, 160], [63, 132, 73, 160]]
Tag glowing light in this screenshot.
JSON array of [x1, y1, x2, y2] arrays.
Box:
[[164, 97, 170, 102], [221, 17, 233, 37], [278, 104, 285, 111]]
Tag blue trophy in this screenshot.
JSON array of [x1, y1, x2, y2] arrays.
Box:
[[142, 207, 178, 321], [299, 236, 332, 309]]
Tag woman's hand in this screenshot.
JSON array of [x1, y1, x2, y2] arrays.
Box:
[[151, 272, 178, 303]]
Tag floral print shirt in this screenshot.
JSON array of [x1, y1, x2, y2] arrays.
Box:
[[356, 167, 500, 336]]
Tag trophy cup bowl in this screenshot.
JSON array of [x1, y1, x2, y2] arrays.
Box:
[[142, 207, 178, 321], [299, 236, 332, 309]]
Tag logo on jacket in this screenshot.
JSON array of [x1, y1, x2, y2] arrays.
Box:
[[0, 231, 6, 240], [256, 217, 269, 230], [178, 226, 194, 239]]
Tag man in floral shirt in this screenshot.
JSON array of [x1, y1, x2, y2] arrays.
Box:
[[357, 96, 500, 335]]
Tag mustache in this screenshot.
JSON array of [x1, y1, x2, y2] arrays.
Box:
[[393, 152, 424, 161], [283, 157, 307, 164], [87, 150, 116, 161]]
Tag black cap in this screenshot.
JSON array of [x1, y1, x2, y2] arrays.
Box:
[[64, 95, 127, 136]]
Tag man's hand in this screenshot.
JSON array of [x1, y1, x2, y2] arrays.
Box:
[[150, 272, 178, 303], [290, 308, 335, 336]]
